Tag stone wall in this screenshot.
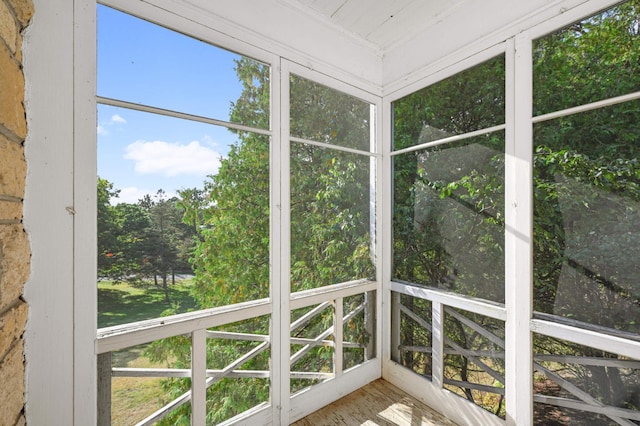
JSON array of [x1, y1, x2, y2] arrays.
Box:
[[0, 0, 33, 425]]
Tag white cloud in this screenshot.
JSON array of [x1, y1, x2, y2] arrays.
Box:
[[113, 187, 149, 205], [111, 114, 127, 124], [124, 140, 222, 177], [97, 113, 127, 136], [201, 134, 219, 147]]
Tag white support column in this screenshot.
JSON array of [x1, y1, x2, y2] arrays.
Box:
[[431, 302, 444, 388], [370, 104, 377, 275], [274, 59, 292, 426], [270, 57, 283, 426], [380, 96, 394, 371], [191, 329, 207, 425], [374, 95, 384, 367], [334, 298, 344, 377], [24, 1, 96, 424], [74, 1, 98, 424], [504, 35, 534, 426], [369, 102, 381, 362], [389, 292, 401, 363]]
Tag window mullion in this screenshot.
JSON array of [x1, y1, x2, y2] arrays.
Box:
[[271, 57, 291, 426], [504, 34, 534, 426]]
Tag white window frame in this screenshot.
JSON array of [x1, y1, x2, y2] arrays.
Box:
[[25, 0, 97, 424], [25, 1, 384, 424], [24, 0, 638, 424], [283, 59, 384, 423], [380, 1, 640, 426]]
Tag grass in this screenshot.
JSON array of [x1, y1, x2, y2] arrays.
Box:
[[98, 279, 199, 424], [110, 352, 166, 426], [98, 279, 199, 328]]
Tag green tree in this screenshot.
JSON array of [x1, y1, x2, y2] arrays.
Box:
[[530, 7, 640, 412], [98, 177, 153, 283], [189, 58, 271, 308], [151, 58, 376, 423], [390, 1, 640, 418], [97, 177, 120, 278], [151, 58, 273, 424], [289, 74, 374, 292], [98, 180, 197, 302], [111, 201, 152, 281], [141, 190, 197, 302], [392, 55, 506, 295], [176, 187, 206, 237], [532, 0, 640, 325]]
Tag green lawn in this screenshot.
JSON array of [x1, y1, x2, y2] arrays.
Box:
[[98, 279, 199, 328], [98, 279, 199, 424]]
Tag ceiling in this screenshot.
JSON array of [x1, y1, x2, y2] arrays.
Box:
[[185, 0, 589, 89], [280, 0, 469, 50]]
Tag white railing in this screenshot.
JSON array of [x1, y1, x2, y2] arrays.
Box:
[[96, 279, 376, 425], [390, 281, 640, 425]]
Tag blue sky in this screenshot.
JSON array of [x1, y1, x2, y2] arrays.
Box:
[[97, 5, 248, 204]]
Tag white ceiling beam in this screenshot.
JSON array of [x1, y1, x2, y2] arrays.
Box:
[[381, 0, 598, 90]]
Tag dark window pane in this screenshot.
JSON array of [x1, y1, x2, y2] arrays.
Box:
[[205, 316, 271, 423], [290, 75, 372, 151], [533, 100, 640, 334], [290, 144, 375, 291], [393, 133, 505, 303], [533, 1, 640, 115], [393, 55, 505, 151], [290, 303, 334, 394], [392, 292, 433, 378], [533, 335, 640, 425], [443, 308, 506, 418], [343, 292, 376, 369]]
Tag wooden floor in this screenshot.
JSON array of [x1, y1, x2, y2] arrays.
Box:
[[291, 379, 458, 426]]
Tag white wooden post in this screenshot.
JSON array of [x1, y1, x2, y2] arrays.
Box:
[[73, 1, 98, 424], [431, 302, 444, 387], [367, 102, 378, 362], [275, 58, 293, 426], [381, 96, 394, 372], [24, 1, 97, 424], [504, 34, 534, 426], [390, 292, 401, 363], [334, 297, 344, 377], [364, 290, 376, 360], [191, 329, 207, 425]]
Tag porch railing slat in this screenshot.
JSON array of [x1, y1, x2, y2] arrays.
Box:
[[335, 297, 344, 377], [534, 361, 636, 426], [534, 395, 640, 422], [191, 329, 207, 425], [96, 280, 376, 425]]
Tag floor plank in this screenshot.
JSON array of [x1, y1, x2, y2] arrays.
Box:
[[291, 379, 458, 426]]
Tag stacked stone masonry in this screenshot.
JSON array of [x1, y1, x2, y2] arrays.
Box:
[[0, 0, 33, 425]]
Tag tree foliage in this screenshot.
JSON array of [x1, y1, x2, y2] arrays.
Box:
[[97, 183, 196, 301], [392, 1, 640, 419], [289, 75, 374, 291], [189, 58, 271, 309], [149, 58, 377, 422], [532, 0, 640, 329], [109, 1, 640, 421], [392, 55, 506, 301]]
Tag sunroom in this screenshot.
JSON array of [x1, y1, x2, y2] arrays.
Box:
[[21, 0, 640, 425]]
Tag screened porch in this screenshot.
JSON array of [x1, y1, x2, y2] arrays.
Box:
[[23, 0, 640, 425]]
